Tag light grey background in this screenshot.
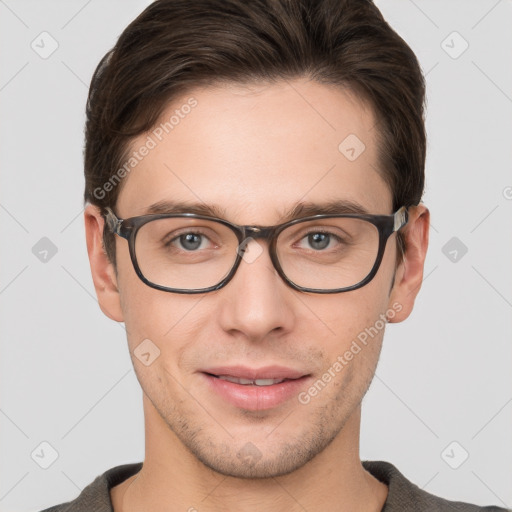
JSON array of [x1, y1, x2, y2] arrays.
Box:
[[1, 1, 511, 510]]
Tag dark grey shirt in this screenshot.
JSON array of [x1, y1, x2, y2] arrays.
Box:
[[40, 460, 509, 511]]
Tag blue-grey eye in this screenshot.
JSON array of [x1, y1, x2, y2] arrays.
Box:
[[307, 232, 331, 250], [178, 233, 203, 251]]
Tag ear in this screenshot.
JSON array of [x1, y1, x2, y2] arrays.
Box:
[[84, 204, 124, 322], [387, 203, 430, 323]]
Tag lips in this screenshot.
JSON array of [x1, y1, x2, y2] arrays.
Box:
[[202, 365, 307, 381], [199, 365, 311, 411], [216, 375, 288, 386]]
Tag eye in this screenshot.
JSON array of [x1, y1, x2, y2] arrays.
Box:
[[166, 231, 213, 251], [296, 230, 346, 251], [176, 233, 205, 251]]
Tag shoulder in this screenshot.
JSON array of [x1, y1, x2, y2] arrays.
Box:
[[362, 460, 510, 512], [38, 462, 143, 512]]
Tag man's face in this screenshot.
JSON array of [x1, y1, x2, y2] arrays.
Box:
[[109, 79, 402, 478]]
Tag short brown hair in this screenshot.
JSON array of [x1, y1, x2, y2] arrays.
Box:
[[84, 0, 426, 266]]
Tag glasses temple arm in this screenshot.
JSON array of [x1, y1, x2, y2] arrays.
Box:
[[393, 206, 409, 232], [104, 207, 123, 235]]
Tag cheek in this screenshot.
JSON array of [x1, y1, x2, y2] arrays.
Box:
[[114, 246, 205, 353], [295, 274, 392, 391], [117, 260, 154, 344], [300, 286, 387, 344]]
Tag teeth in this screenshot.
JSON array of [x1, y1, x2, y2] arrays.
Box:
[[217, 375, 286, 386], [217, 375, 253, 385], [254, 378, 281, 386]]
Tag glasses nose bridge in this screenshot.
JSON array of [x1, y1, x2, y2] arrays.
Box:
[[235, 225, 281, 284], [240, 225, 277, 245], [237, 225, 279, 264]]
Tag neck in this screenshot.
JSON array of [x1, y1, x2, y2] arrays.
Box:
[[111, 396, 387, 512]]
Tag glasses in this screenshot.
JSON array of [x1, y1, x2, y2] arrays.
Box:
[[104, 206, 408, 294]]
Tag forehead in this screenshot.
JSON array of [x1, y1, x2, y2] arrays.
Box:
[[116, 79, 391, 222]]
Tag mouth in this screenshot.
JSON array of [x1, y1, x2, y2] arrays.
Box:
[[207, 374, 293, 386], [199, 365, 312, 411]]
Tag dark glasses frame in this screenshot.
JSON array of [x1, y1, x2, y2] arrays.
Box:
[[104, 206, 408, 294]]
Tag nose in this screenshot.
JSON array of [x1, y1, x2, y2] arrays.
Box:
[[216, 238, 296, 343]]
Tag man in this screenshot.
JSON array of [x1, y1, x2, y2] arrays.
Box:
[[42, 0, 508, 510]]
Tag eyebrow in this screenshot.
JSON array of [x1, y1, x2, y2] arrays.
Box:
[[143, 198, 371, 223]]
